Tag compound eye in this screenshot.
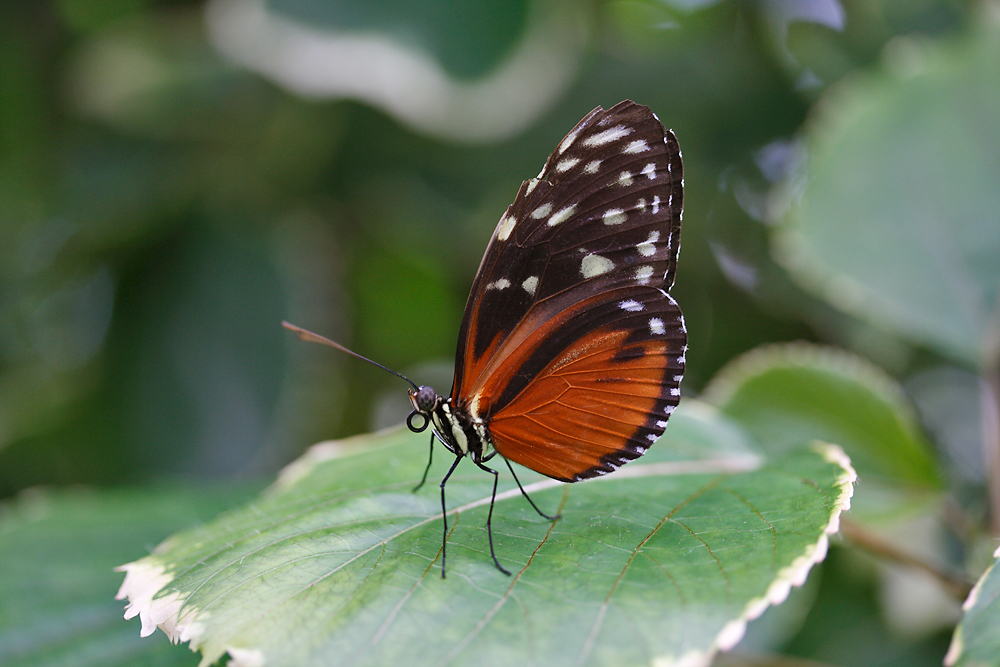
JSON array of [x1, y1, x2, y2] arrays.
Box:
[[414, 385, 438, 412]]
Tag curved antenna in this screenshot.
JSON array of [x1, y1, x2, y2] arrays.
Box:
[[281, 321, 419, 391]]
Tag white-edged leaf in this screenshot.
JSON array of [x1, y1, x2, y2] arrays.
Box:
[[117, 401, 855, 667], [945, 545, 1000, 667]]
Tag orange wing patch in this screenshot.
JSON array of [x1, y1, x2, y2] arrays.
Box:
[[484, 291, 685, 481]]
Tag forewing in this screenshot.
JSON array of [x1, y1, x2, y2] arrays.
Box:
[[452, 101, 684, 400]]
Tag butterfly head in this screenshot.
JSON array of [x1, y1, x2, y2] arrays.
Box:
[[409, 385, 440, 414], [406, 385, 442, 434]]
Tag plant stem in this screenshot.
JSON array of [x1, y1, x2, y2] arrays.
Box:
[[840, 518, 972, 601], [981, 324, 1000, 537]]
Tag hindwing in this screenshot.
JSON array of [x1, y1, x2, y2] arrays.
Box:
[[449, 100, 686, 481]]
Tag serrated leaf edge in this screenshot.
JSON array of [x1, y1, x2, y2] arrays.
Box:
[[115, 560, 205, 643], [701, 342, 919, 427], [272, 424, 408, 492], [658, 441, 857, 667], [115, 453, 765, 663], [114, 448, 855, 667]]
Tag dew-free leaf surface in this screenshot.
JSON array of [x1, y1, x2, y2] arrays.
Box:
[[117, 402, 855, 667], [703, 343, 941, 520], [0, 485, 256, 667], [776, 26, 1000, 366], [946, 546, 1000, 667]]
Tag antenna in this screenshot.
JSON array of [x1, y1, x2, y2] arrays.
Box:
[[281, 321, 419, 391]]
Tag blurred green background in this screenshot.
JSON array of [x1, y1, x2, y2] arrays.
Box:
[[2, 0, 998, 665]]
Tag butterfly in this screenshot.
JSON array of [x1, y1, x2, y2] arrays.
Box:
[[284, 100, 686, 577]]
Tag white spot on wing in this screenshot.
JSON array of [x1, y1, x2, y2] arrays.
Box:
[[635, 265, 655, 283], [664, 405, 675, 415], [646, 433, 658, 442], [649, 318, 665, 335], [584, 160, 601, 174], [522, 276, 539, 295], [581, 253, 614, 278], [583, 125, 631, 146], [557, 126, 583, 154], [603, 208, 627, 225], [652, 195, 661, 214], [547, 205, 576, 227], [618, 171, 634, 186], [637, 231, 659, 257], [530, 202, 553, 219], [619, 299, 643, 312], [641, 163, 657, 180], [624, 140, 650, 154], [637, 198, 647, 211], [670, 387, 681, 397], [656, 420, 669, 428], [487, 278, 511, 290], [525, 179, 539, 196], [497, 214, 516, 241], [556, 157, 580, 173]]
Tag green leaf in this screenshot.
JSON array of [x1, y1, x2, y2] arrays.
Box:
[[0, 485, 256, 667], [702, 343, 941, 520], [946, 546, 1000, 667], [116, 403, 855, 667], [266, 0, 532, 79], [775, 25, 1000, 366]]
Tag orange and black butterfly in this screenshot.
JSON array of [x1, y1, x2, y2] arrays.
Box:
[[284, 100, 686, 576]]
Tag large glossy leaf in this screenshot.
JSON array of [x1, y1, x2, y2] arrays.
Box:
[[702, 343, 941, 520], [266, 0, 532, 79], [117, 402, 855, 667], [0, 485, 256, 667], [945, 546, 1000, 667], [775, 25, 1000, 366], [206, 0, 590, 142]]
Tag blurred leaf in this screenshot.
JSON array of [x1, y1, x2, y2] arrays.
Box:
[[702, 343, 941, 520], [208, 0, 590, 142], [0, 484, 257, 667], [57, 0, 151, 33], [352, 248, 463, 370], [775, 24, 1000, 367], [782, 545, 954, 667], [267, 0, 531, 79], [116, 404, 855, 667], [946, 547, 1000, 667]]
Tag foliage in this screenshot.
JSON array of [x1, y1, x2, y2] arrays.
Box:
[[116, 415, 854, 667], [1, 0, 998, 665]]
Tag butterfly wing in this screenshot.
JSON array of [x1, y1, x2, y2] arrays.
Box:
[[485, 285, 684, 481], [451, 100, 685, 481]]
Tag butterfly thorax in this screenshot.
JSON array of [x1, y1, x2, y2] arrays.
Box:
[[409, 385, 495, 463]]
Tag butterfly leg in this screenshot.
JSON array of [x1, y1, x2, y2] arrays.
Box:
[[438, 454, 464, 578], [472, 460, 512, 576], [502, 456, 560, 521], [413, 432, 435, 492]]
